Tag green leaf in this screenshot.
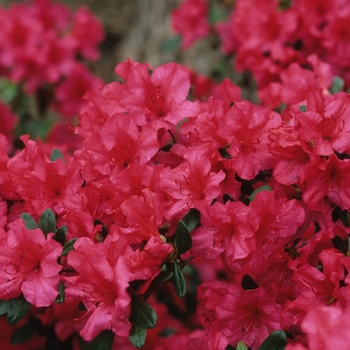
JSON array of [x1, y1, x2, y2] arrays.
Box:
[[209, 4, 226, 24], [241, 274, 259, 291], [50, 148, 65, 163], [20, 213, 38, 230], [55, 281, 65, 304], [330, 76, 344, 94], [38, 209, 56, 236], [131, 298, 157, 329], [278, 0, 292, 10], [54, 226, 67, 245], [160, 36, 181, 52], [129, 322, 147, 348], [147, 270, 173, 293], [236, 340, 249, 350], [89, 330, 115, 350], [174, 209, 199, 254], [258, 330, 287, 350], [0, 78, 18, 104], [170, 263, 186, 297], [181, 208, 200, 232], [249, 185, 272, 201], [61, 238, 78, 256], [0, 295, 31, 325], [175, 221, 192, 255], [299, 105, 307, 112], [11, 320, 38, 344], [225, 345, 235, 350]]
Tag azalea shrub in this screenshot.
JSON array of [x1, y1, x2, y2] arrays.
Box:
[[1, 0, 350, 349]]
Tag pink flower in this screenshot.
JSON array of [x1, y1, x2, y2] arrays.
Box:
[[116, 60, 199, 129], [0, 218, 62, 307], [171, 0, 210, 49], [218, 100, 282, 179], [216, 287, 281, 349], [301, 305, 350, 349], [64, 237, 132, 341]]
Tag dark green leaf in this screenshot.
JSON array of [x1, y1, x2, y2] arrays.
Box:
[[55, 281, 65, 304], [218, 148, 231, 159], [159, 36, 181, 52], [209, 4, 226, 24], [11, 320, 37, 344], [236, 341, 249, 350], [129, 322, 147, 348], [258, 330, 287, 350], [225, 345, 235, 350], [158, 327, 176, 337], [54, 226, 67, 245], [89, 330, 115, 350], [0, 295, 31, 325], [38, 209, 56, 236], [278, 0, 292, 10], [330, 76, 344, 94], [249, 185, 272, 202], [175, 221, 192, 255], [241, 274, 258, 290], [299, 105, 307, 112], [181, 208, 200, 232], [332, 236, 348, 255], [147, 270, 173, 293], [61, 238, 78, 256], [170, 263, 186, 298], [131, 298, 157, 329], [50, 148, 65, 163], [20, 213, 38, 230]]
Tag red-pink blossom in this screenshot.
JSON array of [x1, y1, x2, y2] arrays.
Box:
[[0, 218, 62, 307], [216, 287, 281, 349], [64, 237, 133, 341], [171, 0, 210, 49]]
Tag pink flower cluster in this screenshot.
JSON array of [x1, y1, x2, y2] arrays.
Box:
[[172, 0, 350, 108], [0, 0, 103, 120], [1, 53, 350, 349], [1, 0, 350, 349]]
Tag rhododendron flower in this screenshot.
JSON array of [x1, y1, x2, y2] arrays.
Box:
[[191, 201, 254, 261], [216, 287, 281, 349], [171, 0, 210, 49], [116, 60, 199, 129], [0, 218, 62, 307], [8, 140, 87, 215], [66, 6, 104, 61], [300, 305, 350, 349], [64, 237, 132, 341], [248, 191, 305, 254], [296, 90, 350, 156], [302, 154, 350, 210], [160, 149, 225, 220], [218, 100, 282, 179], [53, 63, 103, 118], [81, 113, 159, 176]]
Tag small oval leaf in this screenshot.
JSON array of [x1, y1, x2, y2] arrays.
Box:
[[20, 213, 38, 230], [89, 330, 115, 350], [61, 238, 78, 256], [50, 148, 65, 163], [55, 226, 67, 245], [249, 185, 272, 202], [131, 298, 157, 329], [38, 209, 56, 236], [175, 221, 192, 255], [258, 330, 287, 350], [171, 263, 186, 298], [129, 322, 147, 348]]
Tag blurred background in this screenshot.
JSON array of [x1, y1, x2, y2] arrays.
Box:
[[0, 0, 256, 97]]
